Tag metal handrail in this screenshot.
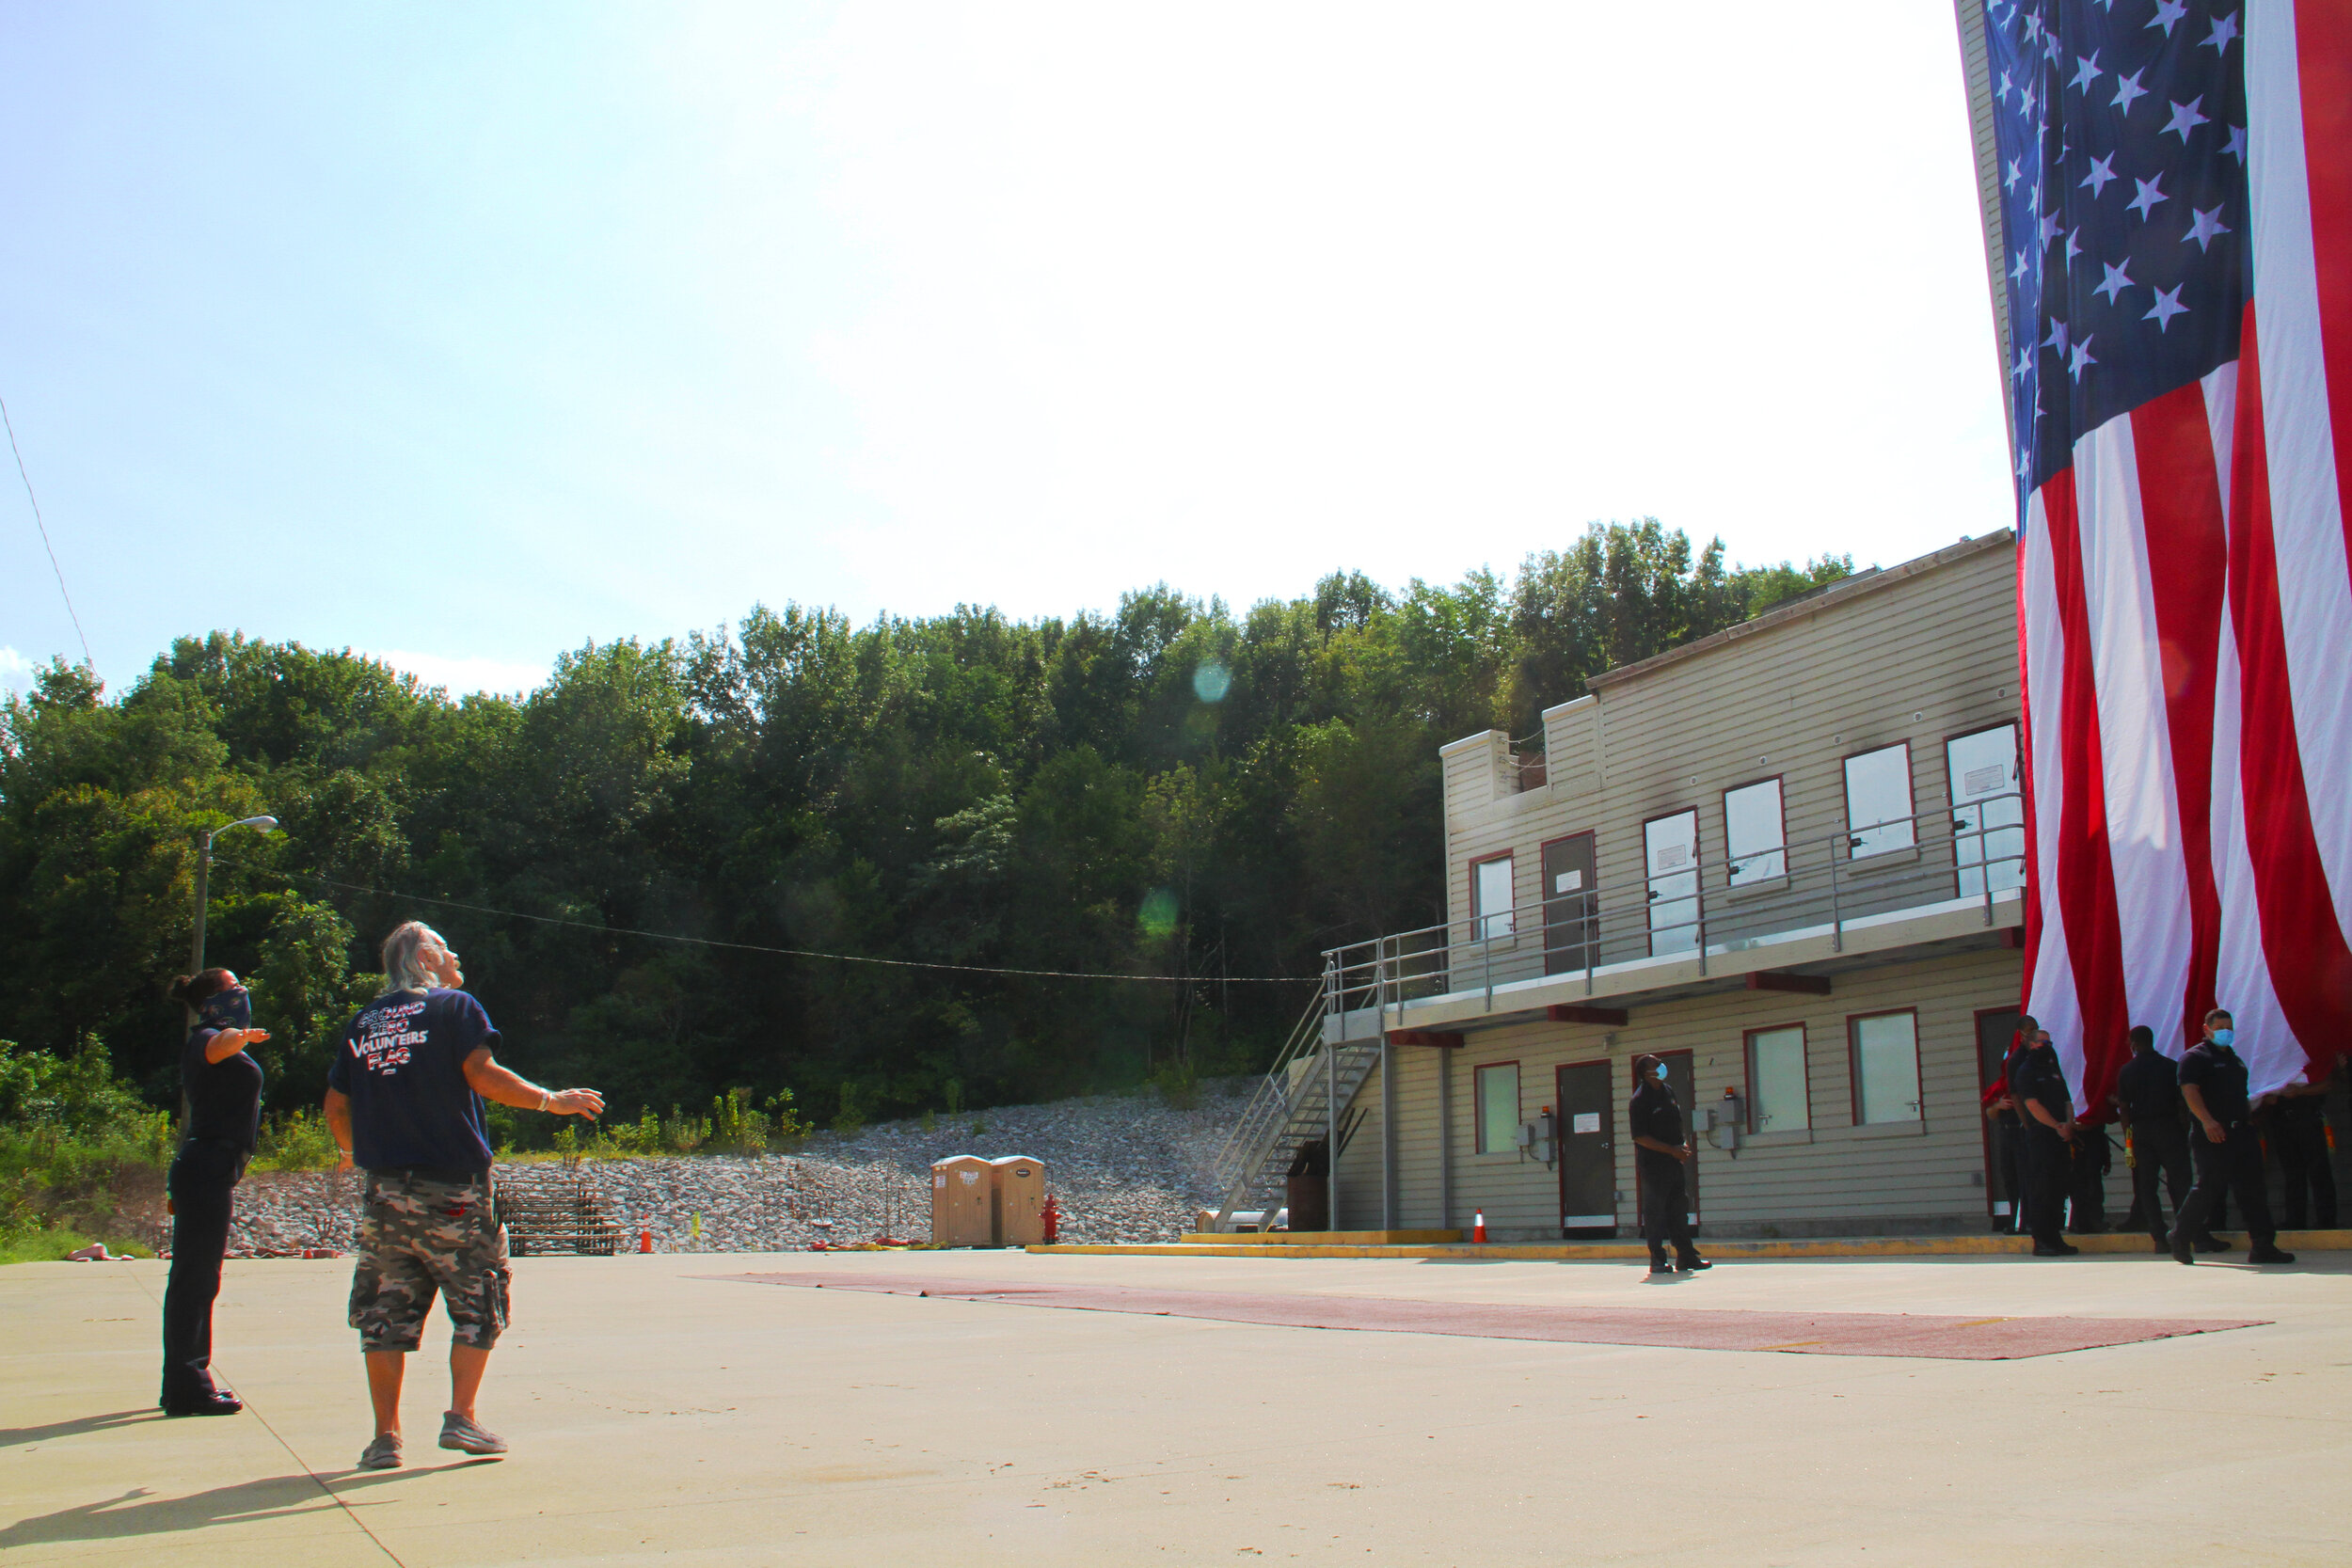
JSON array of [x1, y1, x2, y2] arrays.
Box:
[[1320, 790, 2027, 1021]]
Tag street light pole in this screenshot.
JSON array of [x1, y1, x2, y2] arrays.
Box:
[[187, 814, 279, 989]]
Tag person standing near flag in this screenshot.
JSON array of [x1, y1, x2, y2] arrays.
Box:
[[2172, 1009, 2295, 1266], [2010, 1022, 2079, 1257]]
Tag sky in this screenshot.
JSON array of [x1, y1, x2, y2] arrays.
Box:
[[0, 3, 2013, 701]]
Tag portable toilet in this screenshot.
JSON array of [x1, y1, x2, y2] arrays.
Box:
[[931, 1156, 994, 1247], [991, 1155, 1045, 1245]]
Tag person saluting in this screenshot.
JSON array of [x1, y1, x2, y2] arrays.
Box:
[[160, 968, 269, 1416], [324, 922, 603, 1470]]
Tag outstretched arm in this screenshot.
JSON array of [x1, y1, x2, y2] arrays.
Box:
[[460, 1048, 604, 1117]]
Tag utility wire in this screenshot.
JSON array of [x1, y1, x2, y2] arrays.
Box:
[[1, 394, 94, 670], [215, 856, 1317, 984]]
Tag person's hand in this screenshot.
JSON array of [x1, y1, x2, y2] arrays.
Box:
[[230, 1028, 271, 1047], [549, 1088, 605, 1118], [2058, 1118, 2076, 1140], [1679, 1143, 1695, 1164], [334, 1152, 354, 1173], [2201, 1118, 2227, 1144]]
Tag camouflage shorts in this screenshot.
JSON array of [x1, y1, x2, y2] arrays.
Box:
[[349, 1170, 511, 1352]]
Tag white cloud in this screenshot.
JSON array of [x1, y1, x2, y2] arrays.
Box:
[[0, 647, 36, 696], [363, 649, 548, 698]]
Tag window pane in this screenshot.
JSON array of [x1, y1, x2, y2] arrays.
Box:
[[1476, 1064, 1519, 1153], [1645, 810, 1699, 955], [1747, 1026, 1808, 1132], [1853, 1013, 1921, 1123], [1948, 726, 2025, 898], [1474, 857, 1515, 940], [1724, 780, 1786, 886], [1844, 745, 1915, 859]]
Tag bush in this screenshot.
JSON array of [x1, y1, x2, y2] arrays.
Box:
[[249, 1108, 342, 1171], [1, 1038, 174, 1259]]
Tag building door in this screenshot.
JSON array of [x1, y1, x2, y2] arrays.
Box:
[[1554, 1059, 1616, 1237], [1975, 1006, 2022, 1223], [1542, 832, 1598, 975], [1645, 809, 1699, 956]]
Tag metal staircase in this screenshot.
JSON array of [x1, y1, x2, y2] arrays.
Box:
[[1207, 981, 1383, 1231]]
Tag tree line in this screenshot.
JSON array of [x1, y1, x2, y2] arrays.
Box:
[[0, 520, 1851, 1137]]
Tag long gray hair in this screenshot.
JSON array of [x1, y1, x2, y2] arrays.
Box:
[[380, 921, 446, 995]]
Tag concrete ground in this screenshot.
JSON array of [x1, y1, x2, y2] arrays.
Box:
[[4, 1248, 2347, 1566]]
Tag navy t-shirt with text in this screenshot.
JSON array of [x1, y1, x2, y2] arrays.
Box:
[[328, 988, 499, 1172]]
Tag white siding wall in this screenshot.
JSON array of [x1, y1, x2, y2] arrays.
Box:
[[1338, 946, 2021, 1238]]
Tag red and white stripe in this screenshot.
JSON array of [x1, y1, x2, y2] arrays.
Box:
[[2022, 0, 2352, 1107]]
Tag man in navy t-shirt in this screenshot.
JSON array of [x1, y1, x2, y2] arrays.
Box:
[[324, 921, 603, 1470]]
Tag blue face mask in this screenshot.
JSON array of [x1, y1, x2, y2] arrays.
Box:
[[199, 988, 251, 1032], [2211, 1027, 2234, 1047], [1654, 1063, 1669, 1081]]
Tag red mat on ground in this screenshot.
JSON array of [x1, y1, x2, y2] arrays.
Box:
[[718, 1272, 2264, 1360]]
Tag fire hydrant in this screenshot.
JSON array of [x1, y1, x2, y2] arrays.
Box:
[[1041, 1192, 1061, 1244]]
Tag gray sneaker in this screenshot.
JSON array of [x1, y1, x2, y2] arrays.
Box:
[[357, 1432, 403, 1470], [438, 1411, 507, 1456]]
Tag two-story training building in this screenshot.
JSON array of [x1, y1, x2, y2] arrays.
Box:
[[1305, 532, 2030, 1240]]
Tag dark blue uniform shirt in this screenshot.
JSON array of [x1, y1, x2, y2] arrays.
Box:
[[2177, 1038, 2252, 1125], [328, 989, 499, 1173]]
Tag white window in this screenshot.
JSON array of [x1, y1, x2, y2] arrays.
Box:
[[1844, 743, 1915, 859], [1645, 809, 1699, 955], [1724, 778, 1787, 887], [1850, 1011, 1922, 1124], [1745, 1025, 1809, 1132], [1948, 724, 2025, 898], [1475, 1063, 1520, 1153], [1472, 855, 1515, 941]]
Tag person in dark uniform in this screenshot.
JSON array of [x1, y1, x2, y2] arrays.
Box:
[[1980, 1073, 2026, 1233], [2259, 1067, 2339, 1231], [2010, 1022, 2079, 1256], [2173, 1008, 2295, 1265], [1628, 1053, 1708, 1275], [161, 968, 270, 1416], [2109, 1025, 2218, 1255], [2067, 1118, 2111, 1233]]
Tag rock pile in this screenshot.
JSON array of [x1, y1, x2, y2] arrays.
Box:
[[223, 1079, 1249, 1257]]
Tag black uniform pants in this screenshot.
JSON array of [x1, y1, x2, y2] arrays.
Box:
[[161, 1141, 241, 1401], [1638, 1155, 1698, 1264], [2271, 1113, 2337, 1230], [1991, 1115, 2026, 1231], [2129, 1118, 2194, 1242], [2175, 1122, 2277, 1252], [2021, 1125, 2073, 1245]]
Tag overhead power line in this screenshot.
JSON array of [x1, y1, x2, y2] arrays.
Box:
[[215, 858, 1317, 985], [1, 395, 94, 670]]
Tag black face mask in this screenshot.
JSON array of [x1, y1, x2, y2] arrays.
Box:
[[199, 989, 252, 1032]]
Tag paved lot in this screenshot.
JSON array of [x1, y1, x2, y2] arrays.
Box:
[[5, 1248, 2347, 1565]]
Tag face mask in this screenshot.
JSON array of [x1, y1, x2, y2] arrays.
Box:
[[199, 988, 251, 1032], [1653, 1063, 1669, 1081], [2211, 1027, 2234, 1047]]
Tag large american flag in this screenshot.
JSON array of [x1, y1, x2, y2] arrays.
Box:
[[1974, 0, 2351, 1112]]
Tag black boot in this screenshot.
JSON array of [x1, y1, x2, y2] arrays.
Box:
[[1677, 1253, 1711, 1272], [2247, 1244, 2297, 1264], [1646, 1254, 1674, 1275]]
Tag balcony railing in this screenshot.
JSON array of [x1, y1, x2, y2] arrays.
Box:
[[1324, 791, 2026, 1022]]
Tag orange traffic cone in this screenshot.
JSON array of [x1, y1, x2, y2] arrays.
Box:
[[1472, 1210, 1488, 1243]]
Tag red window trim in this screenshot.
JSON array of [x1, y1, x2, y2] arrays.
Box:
[[1638, 805, 1701, 956], [1839, 738, 1917, 852], [1471, 1059, 1521, 1154], [1741, 1019, 1810, 1134], [1846, 1006, 1922, 1126], [1468, 849, 1516, 940], [1720, 774, 1788, 887]]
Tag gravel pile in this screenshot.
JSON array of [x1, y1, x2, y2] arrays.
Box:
[[223, 1079, 1250, 1258]]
